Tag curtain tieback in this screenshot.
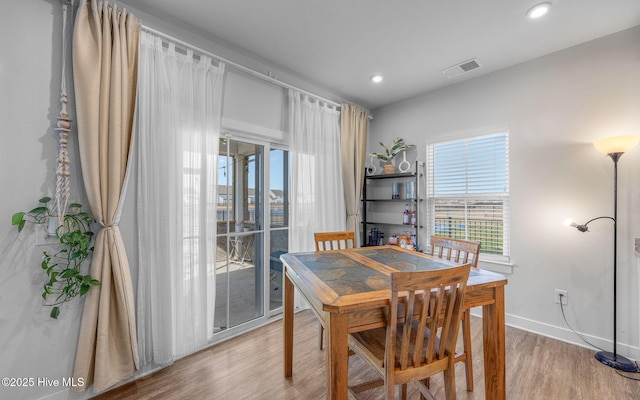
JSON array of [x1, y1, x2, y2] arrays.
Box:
[[100, 223, 119, 229]]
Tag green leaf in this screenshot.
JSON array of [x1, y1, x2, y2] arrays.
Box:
[[50, 306, 60, 319], [28, 206, 48, 215], [90, 279, 100, 285], [79, 284, 90, 296], [42, 291, 47, 300], [11, 212, 25, 226], [370, 152, 391, 161], [68, 203, 82, 209], [11, 213, 27, 232], [78, 211, 93, 219], [39, 197, 52, 204], [60, 269, 79, 279]]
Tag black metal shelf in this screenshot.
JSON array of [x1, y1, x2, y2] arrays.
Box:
[[365, 171, 417, 180], [362, 161, 423, 248]]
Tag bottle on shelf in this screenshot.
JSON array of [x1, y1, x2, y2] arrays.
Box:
[[369, 228, 379, 246], [403, 204, 410, 225], [411, 208, 416, 226]]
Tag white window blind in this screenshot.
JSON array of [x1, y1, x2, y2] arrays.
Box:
[[426, 133, 510, 260]]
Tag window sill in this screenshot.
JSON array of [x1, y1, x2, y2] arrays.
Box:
[[477, 257, 513, 275]]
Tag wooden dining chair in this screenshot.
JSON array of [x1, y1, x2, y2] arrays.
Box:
[[348, 264, 471, 400], [314, 230, 356, 350], [425, 236, 480, 392]]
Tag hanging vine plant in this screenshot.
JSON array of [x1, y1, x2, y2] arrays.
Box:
[[8, 0, 98, 319], [12, 197, 98, 319]]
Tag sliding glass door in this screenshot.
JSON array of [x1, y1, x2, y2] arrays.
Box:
[[214, 137, 289, 335], [215, 138, 264, 331]]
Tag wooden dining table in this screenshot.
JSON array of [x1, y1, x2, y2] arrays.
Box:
[[281, 245, 508, 400]]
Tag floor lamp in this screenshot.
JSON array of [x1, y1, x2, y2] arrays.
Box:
[[565, 134, 640, 372]]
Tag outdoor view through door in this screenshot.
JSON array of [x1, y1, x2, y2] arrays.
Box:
[[215, 138, 289, 333], [268, 148, 289, 312]]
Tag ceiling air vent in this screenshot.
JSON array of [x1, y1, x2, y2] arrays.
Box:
[[441, 58, 482, 78]]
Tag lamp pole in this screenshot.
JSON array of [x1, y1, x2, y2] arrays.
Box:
[[611, 152, 620, 359]]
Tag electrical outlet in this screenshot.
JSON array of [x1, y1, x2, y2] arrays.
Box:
[[555, 289, 568, 305]]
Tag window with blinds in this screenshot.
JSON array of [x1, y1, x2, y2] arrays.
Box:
[[426, 133, 510, 261]]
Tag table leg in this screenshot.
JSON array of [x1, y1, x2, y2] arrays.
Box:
[[325, 312, 349, 400], [284, 269, 294, 378], [482, 285, 506, 400]]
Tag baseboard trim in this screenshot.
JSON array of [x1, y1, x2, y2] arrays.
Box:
[[469, 310, 640, 361]]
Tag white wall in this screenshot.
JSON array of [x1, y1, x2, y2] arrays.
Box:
[[370, 26, 640, 357], [0, 2, 300, 400], [223, 69, 286, 142]]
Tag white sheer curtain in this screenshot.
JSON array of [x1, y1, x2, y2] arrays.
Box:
[[136, 30, 225, 365], [289, 89, 345, 255]]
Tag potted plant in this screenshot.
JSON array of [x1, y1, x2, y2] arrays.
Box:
[[370, 137, 414, 174], [11, 197, 98, 319]]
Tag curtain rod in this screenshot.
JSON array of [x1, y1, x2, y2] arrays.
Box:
[[141, 25, 342, 109]]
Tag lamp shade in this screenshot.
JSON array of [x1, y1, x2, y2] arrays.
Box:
[[593, 135, 640, 155]]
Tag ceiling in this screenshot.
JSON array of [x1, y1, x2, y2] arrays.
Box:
[[130, 0, 640, 110]]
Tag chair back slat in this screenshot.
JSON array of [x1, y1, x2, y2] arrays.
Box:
[[314, 231, 355, 252], [427, 236, 481, 268], [411, 291, 429, 367], [424, 288, 442, 365], [398, 291, 415, 370], [437, 283, 458, 360], [442, 283, 465, 357]]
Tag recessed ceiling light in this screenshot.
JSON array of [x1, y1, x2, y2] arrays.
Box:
[[370, 75, 383, 83], [527, 2, 551, 19]]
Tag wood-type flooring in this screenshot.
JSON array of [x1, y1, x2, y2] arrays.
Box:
[[93, 310, 640, 400]]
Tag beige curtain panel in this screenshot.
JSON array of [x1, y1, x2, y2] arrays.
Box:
[[71, 0, 141, 392], [340, 104, 369, 247]]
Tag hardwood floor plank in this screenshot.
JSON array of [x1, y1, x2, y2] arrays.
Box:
[[93, 311, 640, 399]]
